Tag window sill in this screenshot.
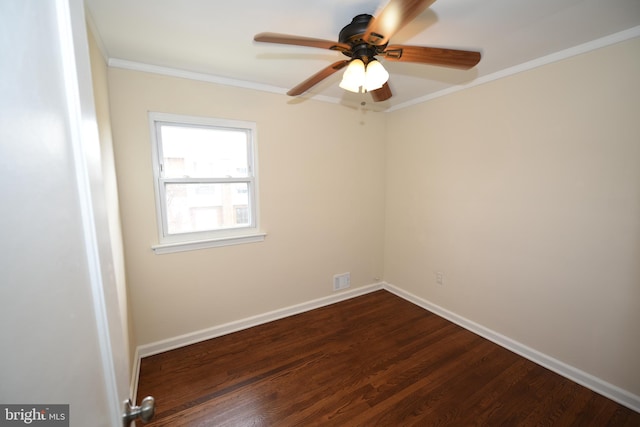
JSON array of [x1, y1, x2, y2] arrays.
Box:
[[151, 232, 267, 254]]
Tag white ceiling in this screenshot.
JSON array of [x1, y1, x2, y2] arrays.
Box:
[[85, 0, 640, 111]]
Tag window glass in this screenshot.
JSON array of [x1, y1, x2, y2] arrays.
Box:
[[164, 182, 250, 234], [160, 125, 249, 178]]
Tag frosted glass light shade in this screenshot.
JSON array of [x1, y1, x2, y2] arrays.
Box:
[[364, 60, 389, 91], [339, 59, 366, 93]]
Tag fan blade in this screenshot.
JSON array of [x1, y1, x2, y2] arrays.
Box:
[[254, 32, 350, 53], [383, 45, 481, 69], [287, 60, 350, 96], [363, 0, 434, 46], [370, 82, 392, 102]]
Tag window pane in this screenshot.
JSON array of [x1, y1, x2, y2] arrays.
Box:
[[164, 182, 250, 234], [160, 124, 249, 178]]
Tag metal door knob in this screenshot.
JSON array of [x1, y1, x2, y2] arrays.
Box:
[[123, 396, 155, 426]]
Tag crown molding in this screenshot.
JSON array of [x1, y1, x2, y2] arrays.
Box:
[[387, 25, 640, 112], [108, 58, 344, 106]]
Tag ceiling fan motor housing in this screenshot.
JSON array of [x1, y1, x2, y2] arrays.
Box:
[[338, 14, 372, 43], [339, 14, 384, 63]]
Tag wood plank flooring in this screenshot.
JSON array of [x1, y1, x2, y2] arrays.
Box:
[[136, 290, 640, 426]]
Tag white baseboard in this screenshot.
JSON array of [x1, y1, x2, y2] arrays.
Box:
[[131, 281, 639, 413], [383, 283, 640, 413], [132, 283, 382, 399], [136, 283, 383, 359]]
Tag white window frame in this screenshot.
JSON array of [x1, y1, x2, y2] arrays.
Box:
[[148, 112, 265, 254]]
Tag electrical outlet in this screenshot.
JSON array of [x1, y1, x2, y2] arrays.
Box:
[[333, 273, 351, 291], [436, 272, 444, 286]]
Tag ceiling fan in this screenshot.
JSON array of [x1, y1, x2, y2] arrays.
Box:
[[254, 0, 481, 102]]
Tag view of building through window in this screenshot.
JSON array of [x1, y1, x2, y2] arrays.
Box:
[[158, 124, 252, 236]]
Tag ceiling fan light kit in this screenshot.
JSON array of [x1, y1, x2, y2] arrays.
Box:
[[339, 59, 389, 93], [339, 59, 366, 93], [363, 60, 390, 91], [254, 0, 481, 102]]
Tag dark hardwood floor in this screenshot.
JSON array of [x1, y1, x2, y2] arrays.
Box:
[[137, 290, 639, 426]]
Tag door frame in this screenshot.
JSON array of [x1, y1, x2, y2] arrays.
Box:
[[59, 0, 131, 423]]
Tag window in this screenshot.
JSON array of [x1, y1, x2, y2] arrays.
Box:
[[149, 113, 264, 253]]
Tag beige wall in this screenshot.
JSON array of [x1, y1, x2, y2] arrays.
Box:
[[107, 69, 387, 345], [384, 37, 640, 395], [87, 30, 137, 373], [106, 37, 639, 397]]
